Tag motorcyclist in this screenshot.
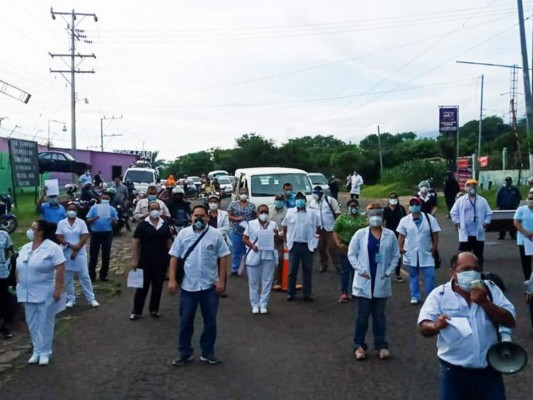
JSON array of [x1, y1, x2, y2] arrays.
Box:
[[80, 182, 100, 203], [167, 187, 191, 227]]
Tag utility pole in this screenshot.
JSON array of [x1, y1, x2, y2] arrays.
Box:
[[517, 0, 533, 137], [377, 125, 384, 177], [100, 115, 123, 151], [477, 75, 484, 163], [50, 8, 98, 155]]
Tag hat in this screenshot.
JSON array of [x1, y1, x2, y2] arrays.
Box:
[[312, 186, 323, 194], [208, 194, 220, 202], [172, 186, 184, 194], [465, 179, 478, 186], [274, 193, 285, 200], [418, 180, 429, 189], [295, 191, 306, 199], [409, 196, 422, 206], [505, 176, 512, 181]]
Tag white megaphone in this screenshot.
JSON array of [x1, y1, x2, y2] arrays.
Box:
[[486, 326, 528, 374]]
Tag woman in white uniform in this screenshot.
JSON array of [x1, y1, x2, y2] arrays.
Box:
[[56, 203, 99, 308], [243, 204, 278, 314], [17, 219, 65, 366]]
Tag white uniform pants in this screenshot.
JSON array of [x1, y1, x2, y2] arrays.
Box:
[[24, 301, 55, 357], [247, 260, 275, 309], [65, 269, 96, 304]]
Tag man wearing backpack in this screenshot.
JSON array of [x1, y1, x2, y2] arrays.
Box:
[[418, 252, 515, 400], [308, 186, 341, 273], [168, 187, 192, 228]]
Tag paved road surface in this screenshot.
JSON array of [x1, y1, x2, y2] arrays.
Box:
[[1, 200, 532, 399]]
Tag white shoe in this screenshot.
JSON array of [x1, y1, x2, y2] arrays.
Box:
[[38, 355, 50, 366], [65, 301, 74, 308], [28, 353, 39, 364], [259, 308, 268, 315], [525, 280, 530, 285], [252, 306, 260, 314], [410, 298, 419, 305], [90, 300, 100, 308]]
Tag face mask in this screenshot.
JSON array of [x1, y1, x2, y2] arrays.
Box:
[[369, 216, 383, 227], [410, 205, 421, 213], [312, 194, 320, 200], [239, 194, 248, 201], [149, 210, 161, 219], [194, 217, 205, 230], [67, 210, 77, 218], [468, 187, 477, 195], [389, 198, 398, 205], [259, 213, 268, 222], [420, 187, 429, 194], [456, 270, 481, 292], [148, 195, 157, 201], [285, 190, 292, 197], [209, 203, 219, 210], [48, 197, 57, 204], [528, 199, 533, 208], [101, 199, 110, 204], [295, 199, 306, 208], [26, 228, 35, 241], [274, 200, 285, 209], [348, 207, 359, 215]]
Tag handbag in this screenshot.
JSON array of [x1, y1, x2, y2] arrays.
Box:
[[176, 227, 209, 284], [424, 213, 441, 269]]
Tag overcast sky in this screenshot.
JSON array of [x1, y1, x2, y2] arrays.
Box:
[[1, 0, 532, 160]]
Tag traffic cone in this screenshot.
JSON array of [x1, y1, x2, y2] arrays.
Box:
[[281, 245, 290, 292]]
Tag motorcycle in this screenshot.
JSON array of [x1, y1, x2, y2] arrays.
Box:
[[0, 193, 17, 234], [63, 184, 96, 221], [112, 203, 132, 235]]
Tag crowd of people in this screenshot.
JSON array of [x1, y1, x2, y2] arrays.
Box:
[[0, 170, 531, 399]]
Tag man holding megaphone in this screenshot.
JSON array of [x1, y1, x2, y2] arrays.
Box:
[[417, 252, 517, 400]]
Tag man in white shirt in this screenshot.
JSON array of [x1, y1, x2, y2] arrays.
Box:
[[282, 192, 320, 301], [450, 179, 492, 270], [418, 252, 515, 400], [350, 171, 364, 200], [134, 184, 170, 221], [308, 186, 341, 273]]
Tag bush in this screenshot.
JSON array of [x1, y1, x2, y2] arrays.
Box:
[[380, 159, 449, 188]]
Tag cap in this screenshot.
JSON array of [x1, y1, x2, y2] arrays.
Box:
[[505, 176, 512, 180], [274, 193, 285, 200], [312, 186, 323, 194], [409, 196, 422, 206], [418, 180, 429, 189], [465, 179, 478, 186], [172, 186, 184, 194]]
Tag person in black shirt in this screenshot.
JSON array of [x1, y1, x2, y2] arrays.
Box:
[[130, 201, 172, 320], [443, 172, 460, 219], [80, 182, 100, 203], [328, 175, 340, 200], [167, 187, 192, 227], [383, 192, 407, 283]]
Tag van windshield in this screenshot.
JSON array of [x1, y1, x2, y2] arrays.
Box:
[[124, 171, 154, 184], [250, 173, 312, 196]]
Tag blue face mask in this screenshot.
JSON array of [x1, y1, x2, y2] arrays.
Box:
[[194, 217, 205, 230], [101, 199, 110, 204], [295, 199, 306, 208], [274, 200, 285, 209], [410, 205, 421, 213], [48, 197, 57, 204], [148, 195, 157, 201], [285, 190, 293, 197]]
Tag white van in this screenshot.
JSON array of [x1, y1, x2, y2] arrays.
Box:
[[233, 167, 313, 206], [207, 170, 229, 179], [123, 167, 160, 193]]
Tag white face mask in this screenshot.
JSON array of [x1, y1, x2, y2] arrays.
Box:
[[312, 194, 320, 200], [149, 210, 161, 219], [389, 198, 398, 205], [240, 194, 248, 201], [456, 270, 481, 292], [67, 210, 77, 219], [209, 203, 219, 210], [368, 216, 383, 227], [420, 187, 429, 194], [259, 213, 268, 222], [26, 228, 35, 241]]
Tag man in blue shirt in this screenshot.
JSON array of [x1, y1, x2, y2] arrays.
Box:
[[36, 187, 66, 225], [86, 191, 118, 282], [496, 176, 521, 239], [79, 170, 92, 187], [283, 182, 296, 209], [513, 190, 533, 281], [168, 205, 231, 366]]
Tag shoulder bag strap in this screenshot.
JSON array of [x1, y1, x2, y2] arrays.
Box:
[[324, 195, 336, 216], [424, 212, 435, 244], [182, 227, 209, 264]]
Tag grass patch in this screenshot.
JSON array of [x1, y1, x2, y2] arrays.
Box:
[[10, 192, 40, 249], [362, 183, 417, 199]]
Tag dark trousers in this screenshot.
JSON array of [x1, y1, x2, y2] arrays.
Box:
[[340, 254, 354, 294], [89, 231, 113, 280], [133, 265, 166, 314], [179, 287, 219, 357], [445, 196, 455, 213], [353, 296, 388, 351], [288, 243, 313, 298], [0, 279, 14, 333], [438, 359, 505, 400], [458, 237, 484, 270], [529, 298, 533, 328], [518, 245, 532, 281], [318, 229, 339, 270]]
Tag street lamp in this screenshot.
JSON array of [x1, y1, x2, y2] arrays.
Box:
[[47, 119, 67, 148]]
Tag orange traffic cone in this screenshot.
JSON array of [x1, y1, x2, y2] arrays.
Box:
[[281, 245, 290, 292]]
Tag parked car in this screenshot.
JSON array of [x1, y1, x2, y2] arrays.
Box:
[[189, 176, 202, 189], [308, 173, 331, 196], [216, 177, 233, 197], [38, 151, 91, 175]]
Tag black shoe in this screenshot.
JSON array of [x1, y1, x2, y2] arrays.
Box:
[[150, 311, 161, 318], [172, 354, 194, 367], [230, 272, 238, 277], [286, 295, 295, 302], [303, 296, 314, 302], [200, 354, 221, 365], [319, 267, 327, 273]]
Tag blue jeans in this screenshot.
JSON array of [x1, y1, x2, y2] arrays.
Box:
[[438, 359, 505, 400], [340, 254, 354, 294], [353, 296, 388, 351], [407, 265, 436, 301], [230, 231, 246, 273], [288, 243, 313, 298], [179, 287, 219, 357]]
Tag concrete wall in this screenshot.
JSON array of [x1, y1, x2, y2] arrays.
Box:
[[479, 169, 529, 189]]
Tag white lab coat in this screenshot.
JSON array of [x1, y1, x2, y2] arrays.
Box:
[[396, 214, 441, 267], [133, 198, 170, 221], [450, 194, 492, 242], [348, 227, 400, 299], [308, 196, 340, 231], [56, 217, 89, 272], [281, 208, 320, 251], [244, 219, 278, 266], [350, 174, 364, 195], [211, 210, 231, 248]]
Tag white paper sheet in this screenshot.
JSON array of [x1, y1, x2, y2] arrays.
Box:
[[127, 269, 144, 288], [54, 292, 67, 314], [525, 238, 533, 256], [239, 221, 248, 230], [257, 230, 274, 251], [97, 204, 111, 219], [44, 179, 59, 196], [446, 317, 473, 337]]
